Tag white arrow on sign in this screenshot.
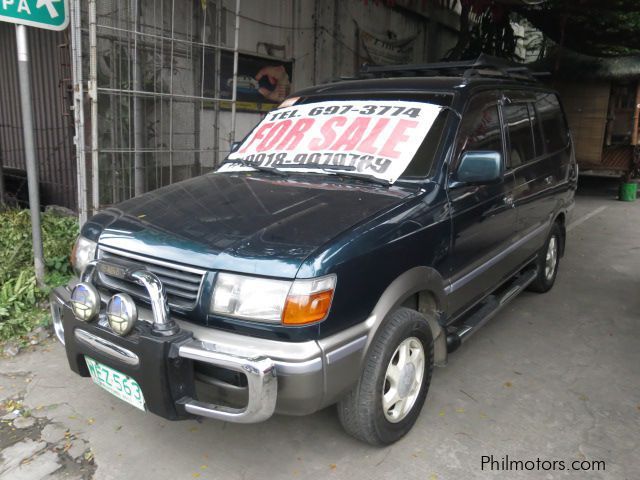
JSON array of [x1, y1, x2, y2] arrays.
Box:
[[36, 0, 60, 18]]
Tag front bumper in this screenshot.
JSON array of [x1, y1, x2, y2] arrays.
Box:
[[52, 284, 277, 422], [51, 278, 365, 422], [178, 340, 276, 422]]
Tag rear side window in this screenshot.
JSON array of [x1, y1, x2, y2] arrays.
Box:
[[503, 103, 535, 168], [535, 93, 569, 153], [455, 96, 503, 169]]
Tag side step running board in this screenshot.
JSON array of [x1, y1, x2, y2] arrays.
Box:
[[446, 267, 538, 352]]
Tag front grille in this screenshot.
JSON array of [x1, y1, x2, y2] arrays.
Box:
[[96, 247, 206, 311]]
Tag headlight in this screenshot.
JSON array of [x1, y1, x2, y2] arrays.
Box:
[[71, 236, 97, 276], [210, 273, 336, 325]]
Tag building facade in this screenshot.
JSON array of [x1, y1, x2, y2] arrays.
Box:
[[0, 0, 460, 214]]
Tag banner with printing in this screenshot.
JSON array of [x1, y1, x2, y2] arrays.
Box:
[[221, 100, 443, 183]]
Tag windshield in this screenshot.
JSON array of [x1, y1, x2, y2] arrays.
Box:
[[219, 99, 447, 184]]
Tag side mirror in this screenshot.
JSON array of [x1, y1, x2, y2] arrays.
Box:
[[230, 141, 242, 153], [454, 151, 502, 185]]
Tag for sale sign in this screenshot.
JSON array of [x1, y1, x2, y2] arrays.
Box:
[[0, 0, 69, 31], [222, 100, 443, 183]]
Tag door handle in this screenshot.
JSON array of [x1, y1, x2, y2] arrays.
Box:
[[544, 175, 553, 185]]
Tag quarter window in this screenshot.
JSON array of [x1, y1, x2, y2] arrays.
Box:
[[535, 93, 569, 153], [504, 103, 535, 168]]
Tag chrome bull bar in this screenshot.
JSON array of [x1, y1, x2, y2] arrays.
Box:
[[70, 260, 278, 423], [81, 259, 179, 335]]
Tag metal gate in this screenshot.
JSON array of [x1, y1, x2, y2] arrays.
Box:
[[70, 0, 240, 223]]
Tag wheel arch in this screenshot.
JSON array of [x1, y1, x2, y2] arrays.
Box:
[[366, 266, 449, 367], [318, 267, 449, 410]]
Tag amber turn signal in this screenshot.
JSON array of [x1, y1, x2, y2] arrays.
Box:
[[281, 275, 337, 325], [282, 290, 334, 325]]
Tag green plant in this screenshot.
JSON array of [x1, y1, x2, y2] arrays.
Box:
[[0, 209, 78, 342], [0, 271, 41, 339]]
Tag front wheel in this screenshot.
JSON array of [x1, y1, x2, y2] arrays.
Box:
[[528, 222, 562, 293], [337, 308, 434, 445]]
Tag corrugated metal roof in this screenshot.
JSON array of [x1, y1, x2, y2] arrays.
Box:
[[0, 24, 76, 209]]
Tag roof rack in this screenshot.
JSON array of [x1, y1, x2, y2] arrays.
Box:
[[359, 54, 541, 83]]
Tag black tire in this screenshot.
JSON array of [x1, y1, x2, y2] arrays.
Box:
[[337, 307, 434, 446], [527, 222, 562, 293]]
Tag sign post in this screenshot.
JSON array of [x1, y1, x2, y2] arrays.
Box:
[[1, 1, 69, 287], [15, 24, 45, 286]]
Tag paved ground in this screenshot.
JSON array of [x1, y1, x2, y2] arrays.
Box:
[[1, 181, 639, 480]]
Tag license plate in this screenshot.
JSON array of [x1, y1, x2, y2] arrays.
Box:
[[85, 357, 146, 411]]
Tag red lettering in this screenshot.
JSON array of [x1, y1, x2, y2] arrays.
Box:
[[379, 119, 418, 159], [238, 122, 274, 153], [275, 118, 315, 150], [356, 117, 390, 155], [256, 120, 292, 152], [331, 117, 371, 151], [309, 116, 347, 150]]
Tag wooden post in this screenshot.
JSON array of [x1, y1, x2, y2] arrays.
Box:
[[605, 82, 615, 147], [632, 81, 640, 146]]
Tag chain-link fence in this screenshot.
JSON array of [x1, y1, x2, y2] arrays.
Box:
[[72, 0, 240, 219]]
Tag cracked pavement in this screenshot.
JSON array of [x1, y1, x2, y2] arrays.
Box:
[[0, 188, 638, 479], [0, 370, 95, 480]]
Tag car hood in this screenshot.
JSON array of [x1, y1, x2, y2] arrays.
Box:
[[91, 172, 416, 278]]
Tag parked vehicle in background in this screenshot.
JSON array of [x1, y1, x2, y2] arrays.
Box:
[[50, 57, 577, 445]]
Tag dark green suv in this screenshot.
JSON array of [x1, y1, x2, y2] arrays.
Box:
[[51, 58, 576, 445]]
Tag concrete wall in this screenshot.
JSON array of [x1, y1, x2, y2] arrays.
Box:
[[207, 0, 460, 164]]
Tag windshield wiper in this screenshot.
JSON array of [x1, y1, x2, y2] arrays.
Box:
[[324, 170, 392, 186], [271, 162, 390, 186], [271, 163, 356, 172], [223, 159, 288, 176], [226, 160, 389, 185]]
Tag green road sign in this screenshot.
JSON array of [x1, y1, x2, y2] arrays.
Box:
[[0, 0, 68, 31]]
